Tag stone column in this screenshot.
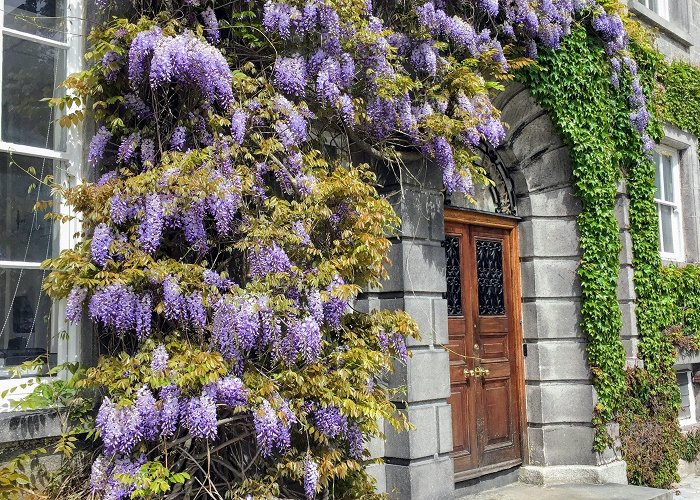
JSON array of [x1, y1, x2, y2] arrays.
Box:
[[356, 157, 455, 500]]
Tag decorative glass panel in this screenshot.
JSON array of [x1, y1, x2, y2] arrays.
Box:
[[5, 0, 67, 41], [445, 236, 463, 316], [2, 35, 66, 149], [476, 239, 505, 316]]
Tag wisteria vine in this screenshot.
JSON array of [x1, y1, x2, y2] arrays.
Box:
[[43, 0, 654, 497]]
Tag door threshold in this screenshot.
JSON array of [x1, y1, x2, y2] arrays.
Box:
[[454, 459, 522, 483]]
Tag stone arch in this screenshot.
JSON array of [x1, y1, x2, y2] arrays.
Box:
[[489, 83, 625, 480]]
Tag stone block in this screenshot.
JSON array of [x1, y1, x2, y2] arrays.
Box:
[[433, 299, 449, 346], [403, 296, 434, 347], [500, 92, 548, 148], [366, 463, 387, 494], [525, 341, 590, 382], [510, 114, 564, 170], [520, 147, 573, 193], [615, 194, 631, 230], [522, 299, 583, 340], [537, 424, 616, 466], [520, 259, 581, 300], [384, 405, 438, 460], [436, 404, 453, 454], [402, 241, 447, 294], [373, 241, 448, 294], [525, 383, 594, 424], [619, 301, 638, 340], [517, 187, 581, 218], [617, 265, 636, 302], [519, 461, 628, 486], [385, 456, 454, 500], [388, 349, 451, 403], [619, 230, 634, 266], [399, 158, 444, 191], [519, 218, 580, 259], [392, 188, 442, 241], [527, 426, 546, 465], [367, 422, 386, 459]]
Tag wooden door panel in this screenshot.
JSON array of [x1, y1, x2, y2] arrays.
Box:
[[446, 210, 525, 481]]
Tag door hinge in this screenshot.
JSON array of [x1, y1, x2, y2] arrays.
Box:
[[523, 343, 528, 357]]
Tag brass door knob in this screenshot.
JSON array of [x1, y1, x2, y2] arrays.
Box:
[[474, 367, 490, 378], [464, 368, 475, 378]]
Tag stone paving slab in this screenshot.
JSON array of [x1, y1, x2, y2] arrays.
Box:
[[456, 482, 672, 500]]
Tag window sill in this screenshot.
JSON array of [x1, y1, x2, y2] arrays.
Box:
[[627, 1, 694, 48], [0, 409, 63, 446]]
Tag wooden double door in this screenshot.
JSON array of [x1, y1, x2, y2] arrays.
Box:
[[444, 209, 526, 481]]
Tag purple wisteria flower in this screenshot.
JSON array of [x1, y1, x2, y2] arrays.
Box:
[[160, 385, 180, 437], [96, 397, 140, 455], [313, 406, 348, 439], [323, 276, 348, 329], [150, 344, 168, 373], [347, 423, 364, 459], [91, 223, 114, 267], [254, 399, 294, 457], [201, 7, 220, 44], [118, 132, 140, 164], [411, 42, 438, 76], [88, 284, 152, 337], [140, 138, 156, 168], [231, 109, 248, 146], [135, 386, 160, 441], [275, 55, 307, 97], [184, 394, 218, 440], [170, 126, 187, 151], [304, 455, 319, 499], [212, 376, 248, 407], [146, 31, 233, 107], [124, 93, 151, 119], [263, 2, 301, 40], [88, 127, 112, 165], [102, 50, 122, 81], [249, 242, 293, 278], [138, 193, 163, 254], [66, 287, 87, 323], [90, 454, 146, 500]]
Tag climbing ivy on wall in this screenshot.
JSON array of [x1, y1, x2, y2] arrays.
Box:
[[659, 61, 700, 140], [518, 24, 628, 453], [519, 22, 691, 487]]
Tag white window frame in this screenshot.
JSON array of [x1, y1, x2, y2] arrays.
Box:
[[0, 0, 84, 410], [638, 0, 670, 20], [654, 145, 684, 262], [678, 367, 697, 427]]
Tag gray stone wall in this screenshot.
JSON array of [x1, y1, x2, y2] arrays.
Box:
[[492, 84, 614, 469], [354, 155, 455, 499], [626, 0, 700, 65]]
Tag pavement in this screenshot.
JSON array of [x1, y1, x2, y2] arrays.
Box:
[[674, 470, 700, 499], [456, 482, 673, 499]]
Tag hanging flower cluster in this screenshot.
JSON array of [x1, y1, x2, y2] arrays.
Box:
[[43, 0, 653, 497]]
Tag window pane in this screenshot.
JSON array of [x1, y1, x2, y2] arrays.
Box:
[[662, 154, 674, 203], [654, 153, 662, 200], [677, 372, 692, 421], [4, 0, 67, 42], [0, 153, 57, 263], [2, 35, 66, 150], [660, 204, 675, 254], [0, 268, 55, 373]]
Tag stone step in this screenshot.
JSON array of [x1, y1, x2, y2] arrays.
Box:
[[455, 482, 673, 500]]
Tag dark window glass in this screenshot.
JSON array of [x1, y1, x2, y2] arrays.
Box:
[[476, 239, 505, 316]]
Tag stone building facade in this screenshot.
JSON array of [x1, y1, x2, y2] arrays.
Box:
[[359, 1, 700, 498], [0, 1, 698, 499]]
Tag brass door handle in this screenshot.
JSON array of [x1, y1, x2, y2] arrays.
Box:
[[464, 368, 475, 378], [474, 367, 490, 378]]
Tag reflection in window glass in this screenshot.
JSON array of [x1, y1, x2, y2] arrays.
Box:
[[4, 0, 67, 42], [0, 268, 55, 373], [653, 151, 662, 199], [659, 205, 675, 254], [0, 154, 56, 263], [662, 155, 674, 203], [2, 35, 66, 150]]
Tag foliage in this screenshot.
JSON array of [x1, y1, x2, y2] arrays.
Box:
[[7, 0, 681, 496], [518, 24, 628, 451], [658, 61, 700, 140], [681, 428, 700, 463]]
